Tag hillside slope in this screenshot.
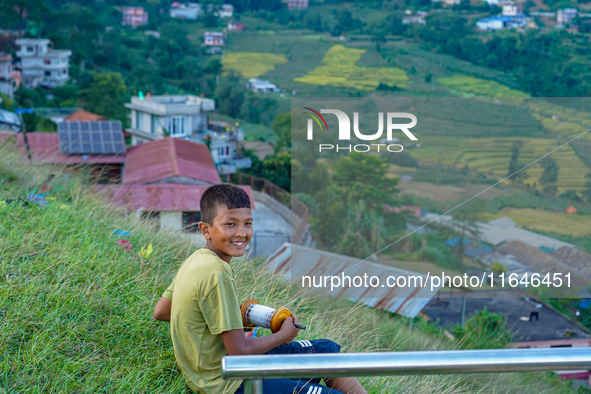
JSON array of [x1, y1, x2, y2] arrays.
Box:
[[0, 142, 574, 393]]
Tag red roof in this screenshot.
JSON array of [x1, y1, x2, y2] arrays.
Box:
[[98, 183, 255, 211], [0, 132, 125, 164], [64, 110, 106, 122], [123, 137, 220, 185]]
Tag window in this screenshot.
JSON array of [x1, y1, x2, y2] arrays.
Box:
[[27, 46, 34, 52], [44, 59, 51, 65], [151, 115, 159, 134], [169, 116, 186, 137], [141, 211, 160, 227], [136, 111, 144, 130], [182, 212, 201, 232], [217, 145, 231, 159], [44, 71, 51, 77]]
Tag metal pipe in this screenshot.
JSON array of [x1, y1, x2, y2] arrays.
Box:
[[223, 348, 591, 380], [243, 379, 262, 394]]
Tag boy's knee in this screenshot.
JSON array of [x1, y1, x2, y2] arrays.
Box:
[[311, 339, 341, 354]]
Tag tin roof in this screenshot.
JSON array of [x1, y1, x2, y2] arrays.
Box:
[[262, 243, 441, 318], [0, 132, 125, 164], [64, 110, 106, 122], [123, 137, 220, 185], [98, 183, 255, 212]]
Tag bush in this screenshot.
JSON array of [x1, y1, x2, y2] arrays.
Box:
[[454, 308, 512, 349]]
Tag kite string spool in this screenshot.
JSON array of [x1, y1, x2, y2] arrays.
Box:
[[245, 303, 275, 328]]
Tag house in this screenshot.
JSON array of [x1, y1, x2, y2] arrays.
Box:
[[566, 205, 578, 214], [64, 109, 106, 122], [204, 31, 225, 46], [104, 137, 255, 232], [247, 78, 280, 93], [15, 38, 71, 89], [169, 3, 202, 19], [124, 94, 251, 174], [484, 0, 499, 5], [121, 7, 148, 28], [228, 22, 245, 31], [288, 0, 309, 10], [502, 4, 521, 16], [476, 16, 508, 30], [0, 109, 21, 132], [443, 0, 462, 6], [0, 53, 15, 97], [403, 15, 426, 24], [218, 4, 234, 18], [557, 8, 578, 25]]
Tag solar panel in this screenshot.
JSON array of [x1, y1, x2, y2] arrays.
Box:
[[58, 121, 126, 155]]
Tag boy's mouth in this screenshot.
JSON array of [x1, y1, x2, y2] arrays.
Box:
[[231, 240, 245, 247]]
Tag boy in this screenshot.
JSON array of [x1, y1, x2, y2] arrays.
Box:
[[153, 184, 367, 394]]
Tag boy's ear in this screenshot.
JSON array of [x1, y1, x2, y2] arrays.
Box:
[[199, 221, 211, 240]]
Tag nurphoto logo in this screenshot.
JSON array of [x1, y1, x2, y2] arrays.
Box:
[[303, 107, 418, 153]]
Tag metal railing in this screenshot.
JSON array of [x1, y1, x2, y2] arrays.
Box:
[[223, 348, 591, 394]]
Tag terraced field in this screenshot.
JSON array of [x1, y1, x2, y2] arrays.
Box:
[[222, 51, 288, 78], [480, 208, 591, 237], [438, 75, 530, 98], [294, 45, 410, 90], [409, 136, 591, 193]]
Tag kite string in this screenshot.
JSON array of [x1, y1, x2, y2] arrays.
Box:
[[283, 128, 591, 308]]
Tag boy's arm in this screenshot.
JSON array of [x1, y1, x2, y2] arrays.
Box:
[[154, 297, 172, 322], [222, 315, 300, 356]]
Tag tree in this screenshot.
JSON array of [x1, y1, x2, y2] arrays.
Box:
[[507, 140, 526, 184], [583, 173, 591, 203], [272, 112, 291, 153], [79, 71, 128, 124], [539, 157, 559, 196], [454, 308, 512, 349], [214, 71, 246, 118]]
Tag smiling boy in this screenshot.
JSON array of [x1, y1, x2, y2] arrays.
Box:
[[154, 184, 366, 394]]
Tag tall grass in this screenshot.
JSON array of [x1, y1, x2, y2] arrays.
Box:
[[0, 143, 575, 393]]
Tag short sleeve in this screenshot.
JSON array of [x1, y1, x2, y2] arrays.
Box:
[[199, 275, 243, 335], [162, 281, 174, 301]]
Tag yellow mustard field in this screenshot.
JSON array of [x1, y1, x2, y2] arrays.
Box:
[[222, 51, 288, 78]]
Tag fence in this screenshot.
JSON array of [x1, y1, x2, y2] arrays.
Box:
[[229, 173, 309, 244], [223, 348, 591, 394]]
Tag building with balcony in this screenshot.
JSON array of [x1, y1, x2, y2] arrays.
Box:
[[121, 7, 149, 28], [15, 38, 71, 89], [204, 31, 225, 46], [0, 53, 15, 97], [125, 94, 251, 174]]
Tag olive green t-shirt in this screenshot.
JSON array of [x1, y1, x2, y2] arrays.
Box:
[[168, 248, 244, 394]]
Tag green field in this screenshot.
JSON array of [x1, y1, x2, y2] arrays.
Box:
[[295, 44, 410, 90], [222, 51, 288, 78], [410, 136, 591, 193], [438, 75, 530, 98]]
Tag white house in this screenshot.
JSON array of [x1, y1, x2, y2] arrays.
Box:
[[403, 16, 426, 24], [288, 0, 309, 10], [557, 8, 577, 25], [476, 16, 508, 30], [484, 0, 499, 6], [204, 31, 225, 46], [15, 38, 71, 89], [218, 4, 234, 18], [121, 7, 149, 28], [247, 78, 280, 93], [170, 3, 202, 19], [124, 94, 251, 174], [0, 53, 15, 97], [502, 4, 521, 16]]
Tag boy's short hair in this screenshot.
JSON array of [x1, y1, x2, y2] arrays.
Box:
[[200, 184, 251, 225]]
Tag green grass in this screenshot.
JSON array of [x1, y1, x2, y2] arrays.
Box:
[[438, 75, 530, 98], [0, 143, 578, 393]]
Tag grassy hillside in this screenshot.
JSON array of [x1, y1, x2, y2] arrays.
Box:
[[0, 143, 576, 393]]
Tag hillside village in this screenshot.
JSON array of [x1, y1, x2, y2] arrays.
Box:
[[1, 0, 591, 391]]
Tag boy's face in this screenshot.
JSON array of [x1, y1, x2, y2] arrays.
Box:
[[199, 204, 253, 263]]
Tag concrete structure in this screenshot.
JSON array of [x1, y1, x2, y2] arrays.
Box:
[[557, 8, 578, 25], [0, 53, 15, 97], [204, 31, 225, 46], [402, 16, 426, 24], [247, 78, 280, 93], [218, 4, 234, 18], [228, 22, 245, 31], [170, 3, 202, 19], [121, 7, 148, 28], [288, 0, 309, 10], [484, 0, 499, 5], [443, 0, 461, 5], [125, 94, 251, 174], [502, 4, 521, 16], [15, 38, 71, 89], [476, 15, 528, 30]]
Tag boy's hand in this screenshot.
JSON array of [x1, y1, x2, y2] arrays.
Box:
[[279, 314, 300, 345]]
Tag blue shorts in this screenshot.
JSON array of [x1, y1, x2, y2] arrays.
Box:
[[234, 339, 344, 394]]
